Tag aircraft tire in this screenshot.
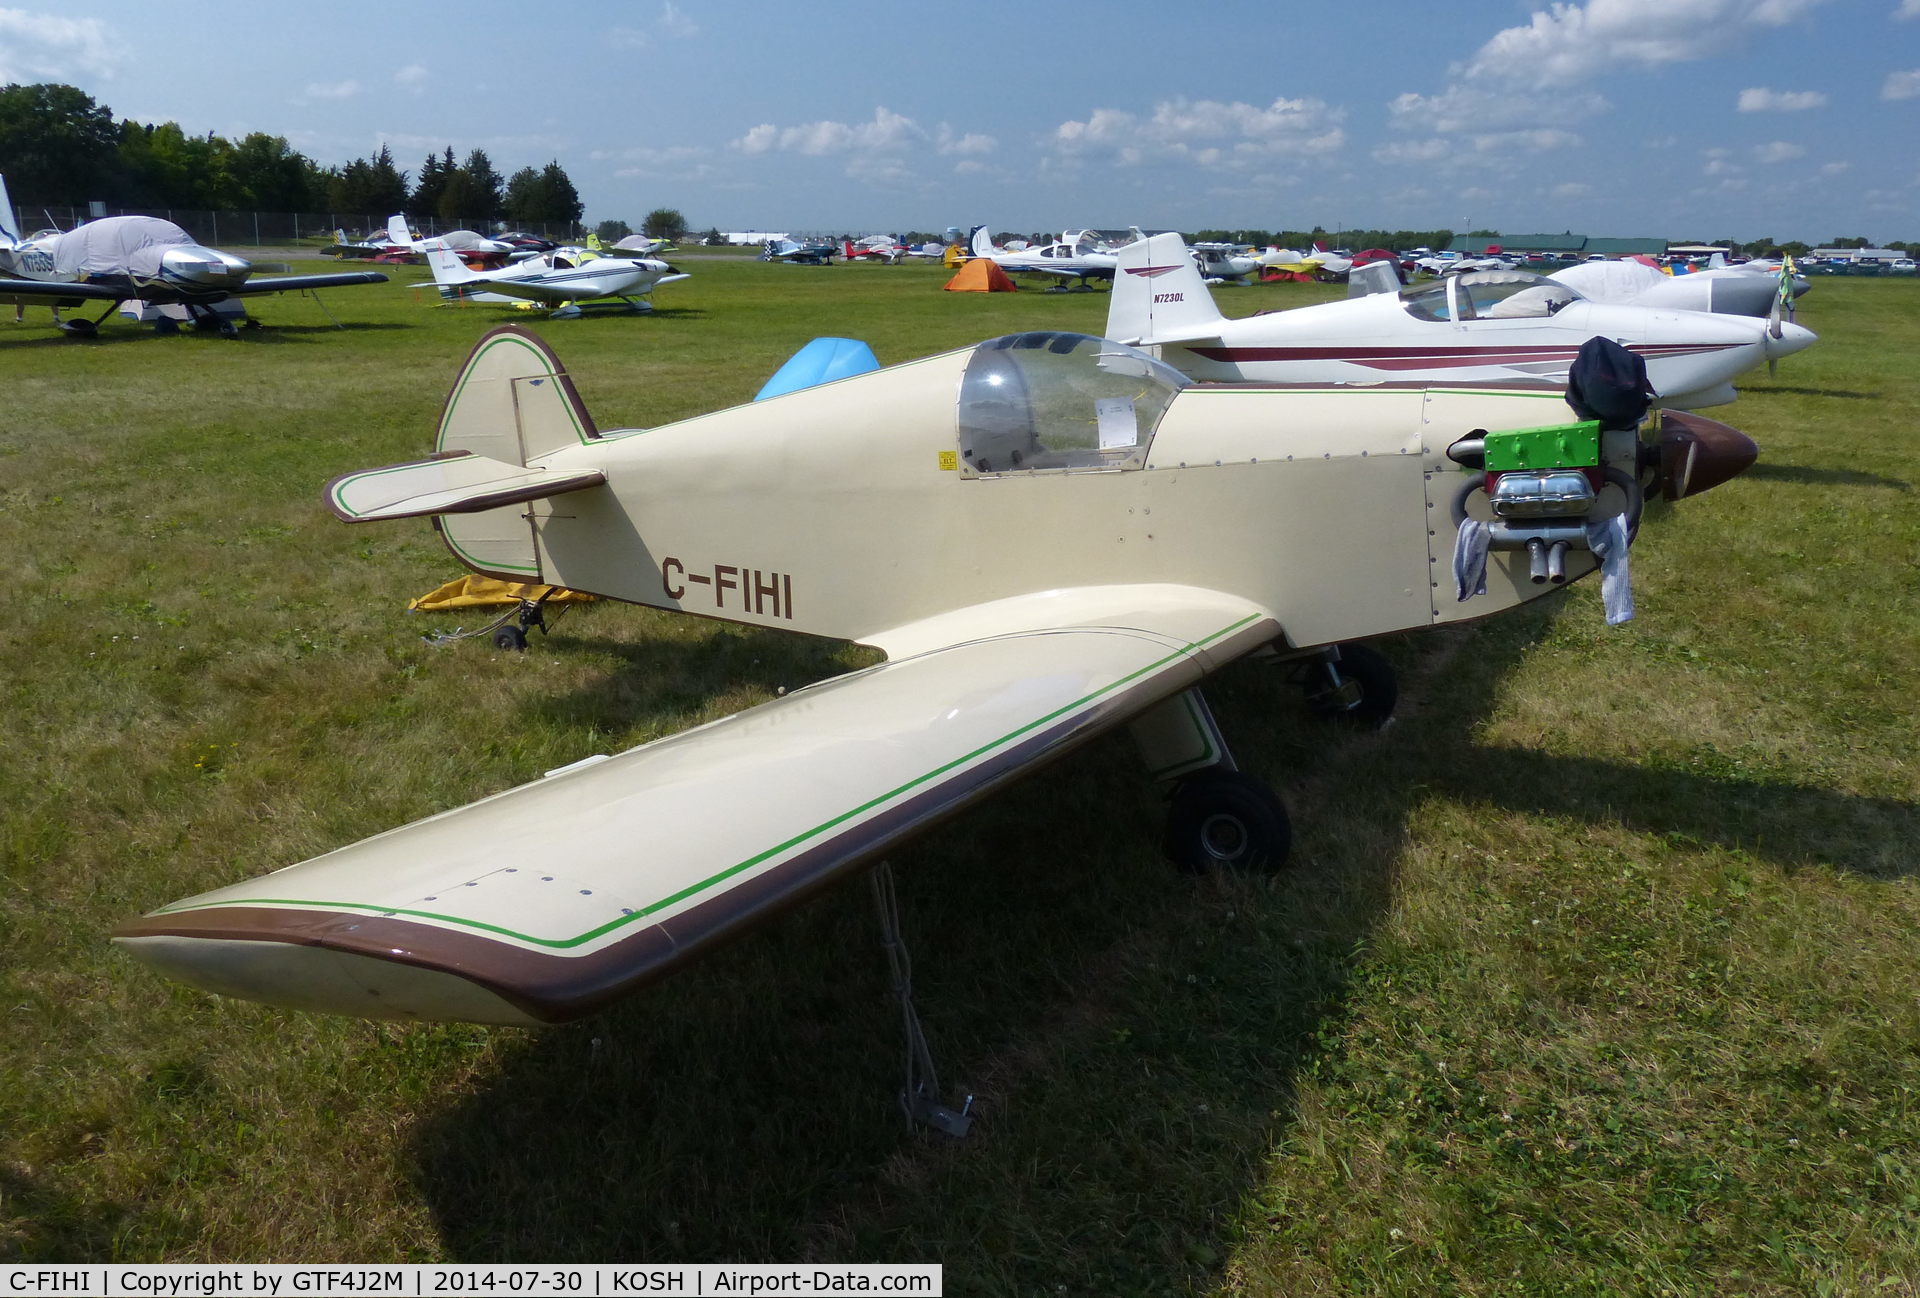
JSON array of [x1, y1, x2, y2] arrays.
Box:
[[491, 625, 528, 652], [1163, 770, 1291, 873]]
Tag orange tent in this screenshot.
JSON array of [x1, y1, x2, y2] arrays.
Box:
[[943, 258, 1018, 292]]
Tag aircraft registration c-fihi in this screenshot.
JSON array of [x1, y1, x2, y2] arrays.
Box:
[[115, 324, 1758, 1031], [0, 174, 387, 336]]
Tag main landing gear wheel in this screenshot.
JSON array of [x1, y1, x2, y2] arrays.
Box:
[[1162, 770, 1291, 873], [491, 624, 528, 652], [1302, 642, 1398, 726]]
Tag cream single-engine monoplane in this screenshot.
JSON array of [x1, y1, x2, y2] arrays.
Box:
[[115, 325, 1757, 1029]]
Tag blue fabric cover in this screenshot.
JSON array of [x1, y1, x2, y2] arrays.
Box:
[[754, 337, 880, 400]]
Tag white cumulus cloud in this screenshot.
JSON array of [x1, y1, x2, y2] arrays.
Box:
[[1053, 96, 1346, 165], [0, 9, 122, 82], [1897, 0, 1919, 18], [1753, 140, 1806, 162], [731, 107, 924, 156], [1885, 68, 1920, 98], [1737, 86, 1827, 110], [394, 64, 428, 91], [1460, 0, 1828, 90]]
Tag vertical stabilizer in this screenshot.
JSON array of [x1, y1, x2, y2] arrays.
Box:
[[1106, 232, 1226, 345], [425, 245, 478, 285], [0, 173, 18, 245], [969, 225, 995, 258], [386, 214, 413, 248], [432, 326, 600, 581]]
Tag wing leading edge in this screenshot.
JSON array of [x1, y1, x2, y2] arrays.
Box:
[[115, 586, 1279, 1026]]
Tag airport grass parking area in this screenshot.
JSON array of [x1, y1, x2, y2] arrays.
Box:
[[2, 260, 1917, 1294]]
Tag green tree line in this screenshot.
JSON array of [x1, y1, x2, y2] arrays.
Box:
[[0, 82, 584, 225]]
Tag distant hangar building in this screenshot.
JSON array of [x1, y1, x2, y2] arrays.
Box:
[[1449, 233, 1669, 257]]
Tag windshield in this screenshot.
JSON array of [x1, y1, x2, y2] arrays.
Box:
[[1400, 271, 1582, 322], [957, 332, 1189, 476]]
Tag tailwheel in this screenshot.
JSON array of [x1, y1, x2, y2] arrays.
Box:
[[1301, 642, 1397, 727], [1162, 770, 1291, 873]]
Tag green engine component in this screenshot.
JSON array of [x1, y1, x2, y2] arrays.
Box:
[[1482, 420, 1601, 472]]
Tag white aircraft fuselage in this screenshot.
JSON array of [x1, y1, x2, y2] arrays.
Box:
[[1110, 237, 1816, 410]]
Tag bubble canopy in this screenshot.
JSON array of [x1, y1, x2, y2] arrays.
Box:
[[957, 332, 1191, 476]]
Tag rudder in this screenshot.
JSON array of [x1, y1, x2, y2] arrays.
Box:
[[433, 326, 600, 581]]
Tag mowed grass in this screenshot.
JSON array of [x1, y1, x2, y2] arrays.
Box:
[[1, 259, 1916, 1293]]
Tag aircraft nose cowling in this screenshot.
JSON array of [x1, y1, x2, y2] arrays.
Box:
[[1766, 319, 1817, 359], [1656, 410, 1759, 500], [160, 246, 252, 291]]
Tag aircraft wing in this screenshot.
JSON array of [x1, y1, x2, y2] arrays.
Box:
[[227, 271, 389, 295], [114, 585, 1279, 1027], [444, 276, 565, 304], [0, 277, 122, 303]]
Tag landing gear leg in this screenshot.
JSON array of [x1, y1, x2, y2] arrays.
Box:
[[870, 861, 972, 1137], [1129, 688, 1292, 872], [1298, 642, 1397, 727]]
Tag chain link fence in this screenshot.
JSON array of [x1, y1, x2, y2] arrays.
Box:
[[5, 204, 584, 248]]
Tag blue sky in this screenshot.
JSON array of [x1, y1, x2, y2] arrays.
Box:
[[2, 0, 1915, 242]]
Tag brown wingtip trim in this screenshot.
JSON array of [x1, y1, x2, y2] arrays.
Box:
[[114, 621, 1280, 1026]]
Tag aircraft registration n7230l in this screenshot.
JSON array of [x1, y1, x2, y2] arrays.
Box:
[[115, 326, 1758, 1027]]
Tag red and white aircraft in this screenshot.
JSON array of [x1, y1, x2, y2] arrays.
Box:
[[1110, 234, 1815, 409]]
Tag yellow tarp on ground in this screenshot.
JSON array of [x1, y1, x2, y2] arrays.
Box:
[[943, 258, 1018, 292], [409, 576, 597, 611]]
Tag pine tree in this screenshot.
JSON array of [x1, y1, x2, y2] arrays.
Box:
[[410, 146, 454, 216], [462, 149, 503, 221], [539, 161, 582, 224]]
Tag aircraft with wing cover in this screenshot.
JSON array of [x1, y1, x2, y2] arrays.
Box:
[[114, 322, 1759, 1027], [0, 175, 387, 336], [1111, 233, 1814, 409]]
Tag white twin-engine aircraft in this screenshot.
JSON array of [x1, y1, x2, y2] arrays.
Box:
[[421, 244, 688, 317], [115, 325, 1757, 1027], [1111, 233, 1815, 410]]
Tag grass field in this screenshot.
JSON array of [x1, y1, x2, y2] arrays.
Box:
[[2, 258, 1916, 1294]]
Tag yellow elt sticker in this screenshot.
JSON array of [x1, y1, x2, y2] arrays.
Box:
[[938, 450, 958, 471]]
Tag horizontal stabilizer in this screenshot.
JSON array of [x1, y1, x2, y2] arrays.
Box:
[[325, 451, 605, 522]]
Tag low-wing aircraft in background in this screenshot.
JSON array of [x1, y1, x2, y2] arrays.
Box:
[[760, 237, 838, 264], [1190, 242, 1259, 284], [842, 235, 909, 263], [116, 322, 1758, 1026], [611, 233, 675, 258], [379, 214, 518, 266], [1110, 233, 1815, 409], [1550, 256, 1807, 319], [322, 228, 385, 258], [0, 175, 388, 336], [968, 225, 1118, 290], [420, 244, 687, 317]]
